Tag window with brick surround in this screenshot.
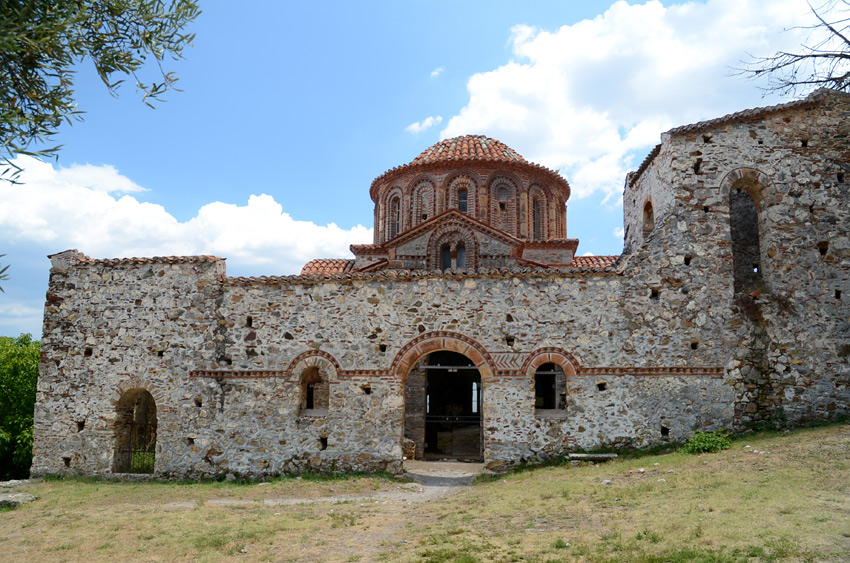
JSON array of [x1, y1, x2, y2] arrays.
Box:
[[534, 363, 566, 411], [388, 196, 401, 240], [301, 367, 329, 411], [458, 189, 468, 213]]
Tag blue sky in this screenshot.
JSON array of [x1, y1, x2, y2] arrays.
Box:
[[0, 0, 825, 337]]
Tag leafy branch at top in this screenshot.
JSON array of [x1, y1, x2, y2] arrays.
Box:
[[0, 0, 201, 181]]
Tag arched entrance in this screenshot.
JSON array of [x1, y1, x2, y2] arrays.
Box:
[[113, 389, 157, 474], [404, 350, 482, 461]]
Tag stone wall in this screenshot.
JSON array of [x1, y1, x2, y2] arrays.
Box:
[[31, 91, 850, 478]]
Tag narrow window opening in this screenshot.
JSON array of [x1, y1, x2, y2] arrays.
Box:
[[84, 348, 93, 357], [378, 344, 387, 353], [306, 384, 315, 409], [596, 382, 607, 392], [456, 243, 466, 270], [693, 159, 702, 174], [801, 139, 809, 147], [361, 385, 372, 395], [690, 341, 699, 350], [246, 316, 253, 328], [836, 289, 842, 300], [684, 254, 693, 266], [440, 245, 452, 272], [818, 241, 829, 256], [661, 426, 670, 437], [650, 288, 660, 300], [458, 189, 468, 213], [505, 336, 515, 347], [730, 186, 763, 293], [76, 421, 85, 432], [63, 457, 71, 467], [642, 201, 654, 237], [838, 172, 845, 183], [186, 437, 194, 446], [388, 196, 401, 239], [532, 199, 544, 241], [301, 367, 328, 411], [319, 437, 328, 450]]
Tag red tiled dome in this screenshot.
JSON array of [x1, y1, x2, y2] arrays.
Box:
[[412, 135, 526, 165]]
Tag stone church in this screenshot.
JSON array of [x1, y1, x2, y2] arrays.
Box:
[[32, 89, 850, 477]]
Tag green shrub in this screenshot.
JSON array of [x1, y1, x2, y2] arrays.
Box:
[[679, 430, 731, 454], [0, 334, 40, 479]]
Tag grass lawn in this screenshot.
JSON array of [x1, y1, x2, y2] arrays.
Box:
[[1, 424, 849, 562]]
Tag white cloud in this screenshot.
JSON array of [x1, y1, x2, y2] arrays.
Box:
[[431, 67, 444, 78], [582, 251, 595, 256], [614, 227, 625, 239], [441, 0, 817, 200], [405, 115, 443, 134], [0, 156, 372, 276]]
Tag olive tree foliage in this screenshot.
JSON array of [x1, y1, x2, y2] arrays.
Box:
[[0, 254, 8, 293], [738, 0, 850, 96], [0, 334, 40, 479], [0, 0, 201, 181]]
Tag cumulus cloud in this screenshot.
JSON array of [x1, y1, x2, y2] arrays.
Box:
[[430, 67, 444, 78], [613, 227, 625, 239], [0, 156, 372, 276], [406, 115, 444, 134], [441, 0, 817, 200]]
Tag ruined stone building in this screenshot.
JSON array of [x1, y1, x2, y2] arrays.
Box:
[[32, 89, 850, 477]]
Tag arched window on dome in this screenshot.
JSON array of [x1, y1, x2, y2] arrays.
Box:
[[388, 196, 401, 240], [458, 189, 468, 213], [532, 199, 544, 241]]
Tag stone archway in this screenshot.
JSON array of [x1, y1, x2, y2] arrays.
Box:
[[394, 332, 494, 462], [113, 389, 157, 474]]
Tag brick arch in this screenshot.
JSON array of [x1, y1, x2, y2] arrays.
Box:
[[426, 222, 480, 272], [521, 348, 580, 378], [391, 331, 495, 383], [489, 174, 519, 235], [445, 173, 480, 217], [719, 167, 774, 207], [381, 185, 405, 242], [286, 350, 342, 382], [411, 178, 436, 226]]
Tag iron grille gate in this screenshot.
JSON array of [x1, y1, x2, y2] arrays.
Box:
[[117, 422, 156, 473]]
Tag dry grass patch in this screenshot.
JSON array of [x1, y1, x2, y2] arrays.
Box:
[[1, 425, 849, 562], [401, 424, 850, 562]]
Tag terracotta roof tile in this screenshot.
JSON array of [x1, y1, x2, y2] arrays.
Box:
[[80, 255, 222, 265], [411, 135, 526, 165], [572, 255, 619, 268], [300, 258, 355, 276]]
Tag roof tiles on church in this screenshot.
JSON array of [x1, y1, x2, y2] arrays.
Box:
[[571, 255, 619, 268], [411, 135, 526, 165], [300, 258, 355, 276]]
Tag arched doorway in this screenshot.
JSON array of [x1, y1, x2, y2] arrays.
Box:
[[113, 389, 157, 474], [404, 350, 482, 461]]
